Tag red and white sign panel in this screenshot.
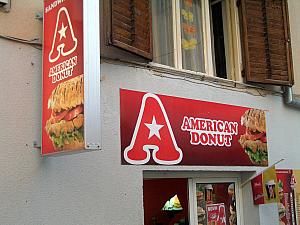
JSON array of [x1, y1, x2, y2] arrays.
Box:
[[251, 174, 265, 205], [206, 203, 227, 225], [120, 89, 268, 166], [42, 0, 84, 155], [276, 170, 297, 225]]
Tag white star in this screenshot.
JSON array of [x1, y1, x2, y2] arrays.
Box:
[[220, 217, 226, 223], [58, 23, 68, 40], [145, 116, 164, 140]]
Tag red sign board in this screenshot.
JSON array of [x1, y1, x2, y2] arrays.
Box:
[[276, 170, 297, 225], [206, 203, 227, 225], [251, 170, 298, 224], [42, 0, 84, 155], [251, 174, 265, 205], [251, 165, 280, 205], [120, 89, 268, 166]]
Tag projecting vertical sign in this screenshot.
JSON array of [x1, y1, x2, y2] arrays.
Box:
[[42, 0, 85, 155], [42, 0, 84, 155], [42, 0, 101, 155], [251, 166, 279, 205], [276, 170, 297, 225]]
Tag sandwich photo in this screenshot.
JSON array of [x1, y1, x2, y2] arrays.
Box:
[[239, 109, 268, 166], [227, 183, 235, 196], [278, 202, 286, 224], [278, 180, 284, 200], [197, 206, 206, 223], [45, 75, 84, 151]]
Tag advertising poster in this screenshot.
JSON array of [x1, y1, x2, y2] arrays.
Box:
[[42, 0, 84, 155], [251, 166, 279, 205], [120, 89, 268, 166], [206, 203, 227, 225], [276, 170, 297, 225], [292, 170, 300, 225]]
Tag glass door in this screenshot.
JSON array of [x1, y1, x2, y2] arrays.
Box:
[[189, 178, 242, 225]]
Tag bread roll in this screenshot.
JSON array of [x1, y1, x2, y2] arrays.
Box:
[[54, 139, 85, 151], [48, 75, 84, 112], [241, 109, 266, 133]]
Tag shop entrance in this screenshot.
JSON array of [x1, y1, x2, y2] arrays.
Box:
[[143, 177, 241, 225], [143, 178, 189, 225], [189, 178, 241, 225]]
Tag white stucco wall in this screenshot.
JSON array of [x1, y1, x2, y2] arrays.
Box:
[[289, 0, 300, 94], [1, 0, 300, 225], [2, 57, 300, 224], [0, 0, 42, 39]]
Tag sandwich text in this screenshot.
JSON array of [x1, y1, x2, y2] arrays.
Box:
[[45, 0, 67, 13]]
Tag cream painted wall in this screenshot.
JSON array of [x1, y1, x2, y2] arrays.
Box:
[[1, 0, 300, 225], [0, 0, 43, 39], [288, 0, 300, 94]]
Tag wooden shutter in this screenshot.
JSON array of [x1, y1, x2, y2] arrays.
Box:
[[110, 0, 152, 59], [239, 0, 294, 86]]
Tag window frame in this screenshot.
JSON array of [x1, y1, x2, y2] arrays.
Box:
[[188, 176, 244, 225], [105, 0, 293, 86], [210, 0, 234, 79], [152, 0, 243, 81]]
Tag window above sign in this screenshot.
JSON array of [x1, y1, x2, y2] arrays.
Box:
[[102, 0, 294, 86]]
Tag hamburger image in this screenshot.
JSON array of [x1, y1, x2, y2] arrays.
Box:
[[239, 109, 268, 166], [278, 180, 284, 200], [197, 206, 206, 223], [228, 183, 235, 196], [45, 75, 84, 151], [278, 202, 286, 223]]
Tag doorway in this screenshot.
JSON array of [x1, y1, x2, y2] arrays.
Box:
[[189, 178, 242, 225], [143, 176, 242, 225]]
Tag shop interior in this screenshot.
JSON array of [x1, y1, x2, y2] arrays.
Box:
[[143, 178, 237, 225]]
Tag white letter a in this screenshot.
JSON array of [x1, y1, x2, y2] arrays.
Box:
[[49, 7, 78, 63]]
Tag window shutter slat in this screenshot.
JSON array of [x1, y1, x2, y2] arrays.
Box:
[[111, 0, 152, 59], [239, 0, 293, 86]]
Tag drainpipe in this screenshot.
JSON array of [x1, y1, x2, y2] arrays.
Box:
[[282, 86, 300, 108]]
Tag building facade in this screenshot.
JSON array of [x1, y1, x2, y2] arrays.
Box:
[[1, 0, 300, 224]]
